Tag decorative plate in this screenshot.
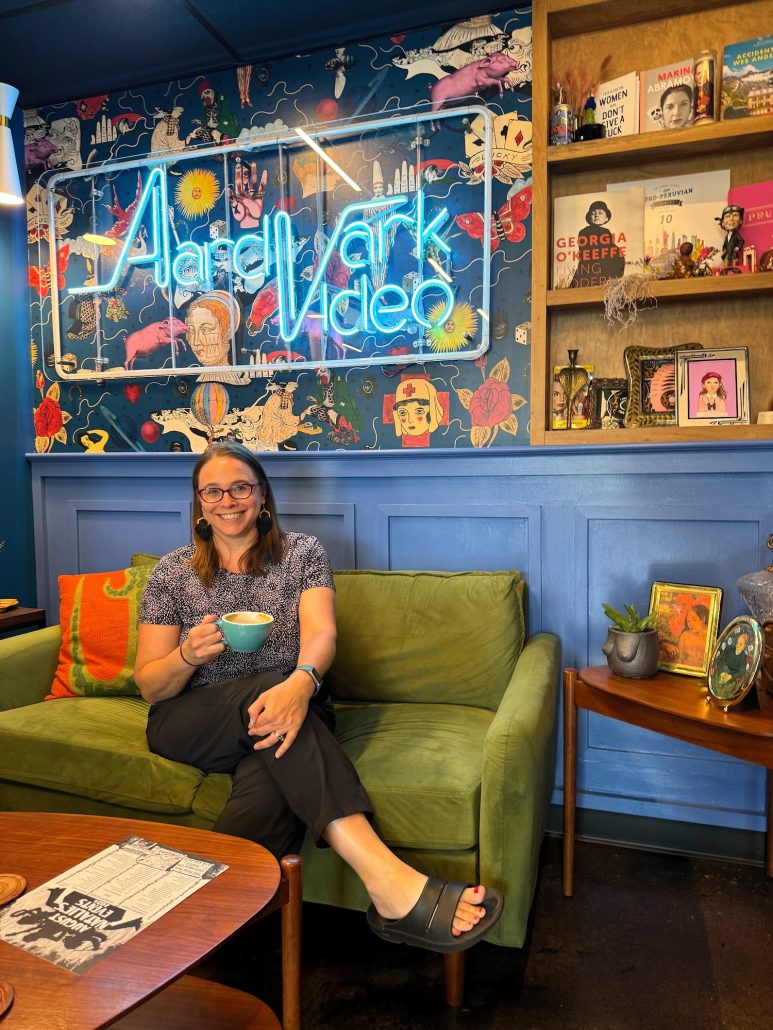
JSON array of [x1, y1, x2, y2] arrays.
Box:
[[0, 981, 14, 1019], [706, 615, 764, 709], [0, 598, 19, 612], [0, 872, 26, 905]]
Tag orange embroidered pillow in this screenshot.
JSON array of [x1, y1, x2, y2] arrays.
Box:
[[47, 566, 153, 700]]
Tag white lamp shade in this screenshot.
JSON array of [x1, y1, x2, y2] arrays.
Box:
[[0, 82, 24, 206]]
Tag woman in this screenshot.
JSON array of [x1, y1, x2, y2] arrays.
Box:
[[135, 441, 502, 952], [696, 371, 728, 415], [185, 291, 251, 386], [659, 84, 694, 130], [676, 604, 709, 667], [570, 200, 625, 288]]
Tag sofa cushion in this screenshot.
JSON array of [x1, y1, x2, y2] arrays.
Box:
[[0, 696, 231, 814], [131, 552, 162, 568], [334, 701, 493, 850], [48, 566, 153, 699], [329, 570, 525, 710]]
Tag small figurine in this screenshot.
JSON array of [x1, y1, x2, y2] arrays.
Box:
[[671, 241, 696, 278], [716, 204, 745, 267], [573, 93, 605, 141], [582, 93, 598, 126]]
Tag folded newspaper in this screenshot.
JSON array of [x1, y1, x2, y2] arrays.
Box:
[[0, 836, 227, 974]]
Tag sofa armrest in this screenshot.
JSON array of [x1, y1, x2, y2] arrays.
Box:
[[0, 626, 62, 711], [478, 632, 561, 947]]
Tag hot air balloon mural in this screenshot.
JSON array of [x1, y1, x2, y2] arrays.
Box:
[[191, 381, 230, 442]]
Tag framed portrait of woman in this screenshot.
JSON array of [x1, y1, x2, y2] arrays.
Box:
[[676, 348, 750, 427], [648, 581, 723, 676]]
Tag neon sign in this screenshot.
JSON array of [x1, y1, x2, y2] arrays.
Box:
[[70, 174, 456, 340], [43, 105, 494, 380]]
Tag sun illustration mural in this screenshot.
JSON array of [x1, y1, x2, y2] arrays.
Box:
[[175, 169, 220, 219], [424, 300, 478, 353]]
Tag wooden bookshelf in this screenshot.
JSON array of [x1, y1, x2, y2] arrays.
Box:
[[530, 0, 773, 447]]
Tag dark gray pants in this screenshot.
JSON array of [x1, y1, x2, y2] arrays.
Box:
[[146, 671, 372, 859]]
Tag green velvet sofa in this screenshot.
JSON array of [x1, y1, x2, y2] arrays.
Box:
[[0, 567, 560, 950]]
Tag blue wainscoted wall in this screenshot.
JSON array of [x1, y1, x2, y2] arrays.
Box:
[[29, 440, 773, 850]]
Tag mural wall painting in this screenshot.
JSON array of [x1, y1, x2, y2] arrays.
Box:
[[25, 10, 533, 453]]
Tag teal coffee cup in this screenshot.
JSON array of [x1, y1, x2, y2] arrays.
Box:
[[217, 611, 274, 652]]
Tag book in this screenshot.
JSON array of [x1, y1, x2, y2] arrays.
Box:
[[639, 59, 695, 132], [552, 188, 645, 289], [596, 72, 639, 137], [727, 180, 773, 269], [609, 170, 729, 265], [721, 35, 773, 119]]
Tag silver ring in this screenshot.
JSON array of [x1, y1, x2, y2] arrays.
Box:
[[273, 731, 285, 743]]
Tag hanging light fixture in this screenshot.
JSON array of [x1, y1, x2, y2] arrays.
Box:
[[0, 82, 24, 207]]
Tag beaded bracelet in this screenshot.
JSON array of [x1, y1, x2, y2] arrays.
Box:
[[179, 642, 198, 668]]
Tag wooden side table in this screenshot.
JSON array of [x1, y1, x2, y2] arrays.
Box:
[[0, 608, 46, 635], [563, 666, 773, 897]]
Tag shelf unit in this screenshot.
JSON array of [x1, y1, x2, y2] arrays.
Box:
[[530, 0, 773, 446]]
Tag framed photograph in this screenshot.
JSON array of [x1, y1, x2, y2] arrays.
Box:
[[589, 378, 628, 429], [648, 581, 723, 676], [676, 348, 750, 427], [623, 344, 702, 428], [707, 615, 764, 709]]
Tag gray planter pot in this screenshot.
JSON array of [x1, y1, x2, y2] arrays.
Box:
[[602, 628, 659, 679]]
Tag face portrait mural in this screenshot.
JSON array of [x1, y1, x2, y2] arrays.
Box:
[[185, 291, 240, 368], [392, 378, 444, 443]]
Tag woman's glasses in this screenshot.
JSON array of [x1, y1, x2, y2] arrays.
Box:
[[197, 482, 259, 503]]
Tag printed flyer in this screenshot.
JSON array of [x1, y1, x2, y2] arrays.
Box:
[[0, 837, 227, 974]]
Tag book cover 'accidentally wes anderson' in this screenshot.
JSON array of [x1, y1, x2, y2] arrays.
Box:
[[552, 189, 645, 289], [597, 72, 639, 137], [721, 35, 773, 118], [727, 180, 773, 269], [639, 60, 694, 131]]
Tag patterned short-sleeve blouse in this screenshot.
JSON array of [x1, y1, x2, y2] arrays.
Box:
[[139, 533, 335, 689]]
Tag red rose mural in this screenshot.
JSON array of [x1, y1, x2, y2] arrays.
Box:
[[456, 358, 527, 448], [33, 379, 71, 453]]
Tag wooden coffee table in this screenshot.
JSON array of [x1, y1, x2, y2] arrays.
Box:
[[0, 813, 301, 1029], [563, 666, 773, 897]]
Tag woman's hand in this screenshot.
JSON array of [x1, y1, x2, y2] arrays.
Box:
[[181, 613, 226, 666], [248, 673, 314, 758]]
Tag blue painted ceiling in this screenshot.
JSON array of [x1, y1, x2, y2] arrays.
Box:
[[3, 0, 501, 108]]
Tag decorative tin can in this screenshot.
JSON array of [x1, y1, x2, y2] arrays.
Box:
[[693, 50, 718, 122], [550, 103, 573, 145]]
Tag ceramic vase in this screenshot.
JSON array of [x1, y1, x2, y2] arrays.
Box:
[[602, 628, 659, 679]]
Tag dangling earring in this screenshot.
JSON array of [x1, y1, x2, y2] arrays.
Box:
[[195, 516, 212, 541], [257, 508, 273, 536]]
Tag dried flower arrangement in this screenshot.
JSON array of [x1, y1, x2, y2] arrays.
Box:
[[554, 55, 612, 122]]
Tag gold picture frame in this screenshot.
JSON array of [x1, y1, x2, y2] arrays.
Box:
[[649, 581, 723, 676], [707, 616, 764, 709], [623, 343, 702, 428]]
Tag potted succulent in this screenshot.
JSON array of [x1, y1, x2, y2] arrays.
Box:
[[601, 602, 659, 679]]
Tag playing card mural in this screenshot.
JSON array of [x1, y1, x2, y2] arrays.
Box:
[[25, 9, 532, 452]]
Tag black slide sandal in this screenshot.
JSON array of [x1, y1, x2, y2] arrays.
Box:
[[366, 876, 504, 953]]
